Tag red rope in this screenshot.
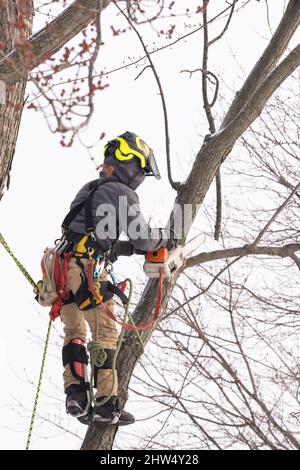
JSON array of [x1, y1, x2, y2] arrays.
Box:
[[49, 253, 72, 321]]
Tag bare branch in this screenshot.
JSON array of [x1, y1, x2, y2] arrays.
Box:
[[185, 243, 300, 269], [115, 2, 181, 191], [209, 0, 237, 46], [218, 44, 300, 149], [251, 182, 300, 246], [290, 253, 300, 272], [201, 2, 235, 241], [0, 0, 111, 84]]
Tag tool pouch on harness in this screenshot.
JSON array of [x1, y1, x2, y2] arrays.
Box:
[[36, 248, 59, 307], [36, 249, 72, 320], [93, 348, 115, 389]]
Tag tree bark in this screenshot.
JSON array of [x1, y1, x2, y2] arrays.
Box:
[[0, 0, 33, 199], [80, 0, 300, 450]]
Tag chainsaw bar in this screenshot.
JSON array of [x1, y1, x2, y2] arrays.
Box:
[[182, 233, 206, 258]]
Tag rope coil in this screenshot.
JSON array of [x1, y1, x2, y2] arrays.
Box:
[[87, 341, 107, 368]]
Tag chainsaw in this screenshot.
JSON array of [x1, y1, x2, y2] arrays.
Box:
[[144, 233, 206, 278]]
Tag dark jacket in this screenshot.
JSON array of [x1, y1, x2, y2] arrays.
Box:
[[66, 157, 167, 253]]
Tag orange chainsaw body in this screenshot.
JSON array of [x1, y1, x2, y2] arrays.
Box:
[[144, 233, 206, 279], [145, 247, 169, 263]]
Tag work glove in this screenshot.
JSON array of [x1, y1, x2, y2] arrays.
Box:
[[166, 231, 179, 251], [166, 238, 176, 251], [134, 248, 147, 255], [108, 240, 134, 263]]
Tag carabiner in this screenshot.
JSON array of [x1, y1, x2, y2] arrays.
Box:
[[88, 247, 95, 260]]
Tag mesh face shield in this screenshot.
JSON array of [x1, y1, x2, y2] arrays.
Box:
[[145, 149, 161, 179]]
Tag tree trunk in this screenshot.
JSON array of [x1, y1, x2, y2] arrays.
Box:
[[0, 0, 33, 199], [80, 0, 300, 450]]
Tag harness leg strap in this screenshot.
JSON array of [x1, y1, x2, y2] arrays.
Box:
[[73, 259, 102, 311]]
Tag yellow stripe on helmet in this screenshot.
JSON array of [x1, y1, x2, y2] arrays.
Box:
[[115, 137, 147, 168]]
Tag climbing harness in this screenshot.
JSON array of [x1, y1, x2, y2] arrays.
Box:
[[76, 246, 164, 332], [0, 231, 160, 432], [0, 225, 206, 443]]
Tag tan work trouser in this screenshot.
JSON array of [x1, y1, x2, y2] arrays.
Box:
[[61, 257, 118, 397]]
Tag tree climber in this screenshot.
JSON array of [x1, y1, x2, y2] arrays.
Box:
[[57, 131, 170, 426]]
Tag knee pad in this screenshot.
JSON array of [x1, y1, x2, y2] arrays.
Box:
[[62, 338, 89, 382], [93, 348, 116, 388]]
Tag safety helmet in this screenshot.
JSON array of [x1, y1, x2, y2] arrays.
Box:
[[103, 131, 161, 180]]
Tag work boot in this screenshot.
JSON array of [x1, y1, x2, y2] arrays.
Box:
[[77, 407, 94, 425], [65, 384, 89, 417], [118, 408, 136, 426], [94, 396, 135, 426]]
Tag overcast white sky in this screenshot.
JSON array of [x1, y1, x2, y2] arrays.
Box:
[[0, 0, 297, 450]]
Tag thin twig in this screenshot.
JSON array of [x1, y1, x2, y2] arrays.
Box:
[[209, 0, 237, 46], [251, 181, 300, 247], [115, 2, 181, 191], [201, 4, 222, 241]]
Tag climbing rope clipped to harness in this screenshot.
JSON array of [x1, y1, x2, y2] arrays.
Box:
[[0, 233, 52, 451], [0, 232, 164, 444]]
